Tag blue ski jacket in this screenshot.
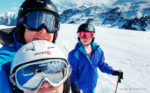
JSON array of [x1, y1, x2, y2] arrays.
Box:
[[0, 29, 23, 93], [68, 42, 115, 92]]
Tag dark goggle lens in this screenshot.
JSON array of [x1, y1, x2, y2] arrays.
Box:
[[15, 59, 70, 91], [79, 31, 94, 38], [23, 11, 59, 33]]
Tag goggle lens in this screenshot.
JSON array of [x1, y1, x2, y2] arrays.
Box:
[[17, 11, 59, 33], [78, 31, 94, 39], [14, 59, 70, 91]]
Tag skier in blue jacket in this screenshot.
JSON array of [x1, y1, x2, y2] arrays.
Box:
[[0, 0, 70, 93], [68, 23, 123, 93]]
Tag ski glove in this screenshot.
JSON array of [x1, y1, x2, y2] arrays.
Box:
[[112, 70, 123, 79], [71, 83, 80, 93]]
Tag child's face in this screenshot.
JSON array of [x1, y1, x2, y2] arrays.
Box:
[[78, 31, 94, 45], [80, 37, 93, 46]]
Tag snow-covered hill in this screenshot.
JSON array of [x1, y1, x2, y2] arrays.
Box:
[[53, 0, 150, 18], [0, 25, 14, 29], [0, 24, 150, 93], [52, 0, 118, 12], [60, 0, 150, 31]]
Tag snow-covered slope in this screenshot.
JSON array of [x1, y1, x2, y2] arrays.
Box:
[[0, 25, 14, 29], [0, 25, 14, 48], [0, 23, 150, 93]]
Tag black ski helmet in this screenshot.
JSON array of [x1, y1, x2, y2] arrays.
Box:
[[77, 23, 95, 33], [15, 0, 60, 44], [77, 23, 95, 42], [17, 0, 59, 19]]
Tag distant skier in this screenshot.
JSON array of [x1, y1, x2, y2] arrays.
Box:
[[68, 23, 123, 93]]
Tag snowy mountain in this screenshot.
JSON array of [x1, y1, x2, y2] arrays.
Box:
[[0, 12, 17, 26], [0, 0, 150, 31], [60, 0, 150, 31], [0, 24, 150, 93], [52, 0, 118, 12]]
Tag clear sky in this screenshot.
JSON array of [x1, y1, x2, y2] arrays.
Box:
[[0, 0, 24, 14]]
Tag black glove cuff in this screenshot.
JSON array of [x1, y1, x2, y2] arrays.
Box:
[[112, 70, 123, 79], [112, 71, 120, 76]]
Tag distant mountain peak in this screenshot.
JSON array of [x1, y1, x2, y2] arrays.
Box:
[[0, 12, 16, 17], [0, 0, 150, 31], [0, 12, 17, 26]]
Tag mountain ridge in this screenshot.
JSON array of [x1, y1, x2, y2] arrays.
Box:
[[0, 0, 150, 31]]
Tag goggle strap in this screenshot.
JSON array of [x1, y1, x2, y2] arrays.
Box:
[[16, 17, 25, 24], [9, 73, 16, 86]]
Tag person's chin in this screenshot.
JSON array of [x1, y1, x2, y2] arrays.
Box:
[[83, 42, 89, 44]]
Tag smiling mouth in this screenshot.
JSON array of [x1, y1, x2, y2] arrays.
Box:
[[83, 41, 89, 42], [33, 38, 48, 41]]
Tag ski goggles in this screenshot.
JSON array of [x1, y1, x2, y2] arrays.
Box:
[[17, 11, 59, 33], [10, 59, 71, 91], [78, 31, 94, 39]]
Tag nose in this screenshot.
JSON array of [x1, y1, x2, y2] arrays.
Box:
[[38, 28, 47, 33], [82, 34, 88, 39], [40, 81, 53, 88]]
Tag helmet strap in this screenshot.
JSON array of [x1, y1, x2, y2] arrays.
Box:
[[52, 31, 58, 43]]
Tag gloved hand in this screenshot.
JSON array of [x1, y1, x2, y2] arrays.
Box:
[[71, 83, 80, 93], [112, 70, 123, 80]]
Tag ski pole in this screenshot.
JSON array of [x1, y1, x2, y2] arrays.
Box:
[[114, 76, 121, 93]]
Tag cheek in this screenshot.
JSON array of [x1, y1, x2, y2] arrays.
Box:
[[56, 84, 64, 93], [24, 31, 35, 43], [89, 38, 93, 42], [47, 34, 54, 42], [80, 38, 92, 42]]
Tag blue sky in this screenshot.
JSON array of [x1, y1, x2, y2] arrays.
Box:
[[0, 0, 24, 14]]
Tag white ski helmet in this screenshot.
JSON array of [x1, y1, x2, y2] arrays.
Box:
[[10, 40, 67, 73]]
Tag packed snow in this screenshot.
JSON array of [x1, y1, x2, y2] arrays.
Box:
[[0, 25, 14, 29], [0, 24, 150, 93]]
